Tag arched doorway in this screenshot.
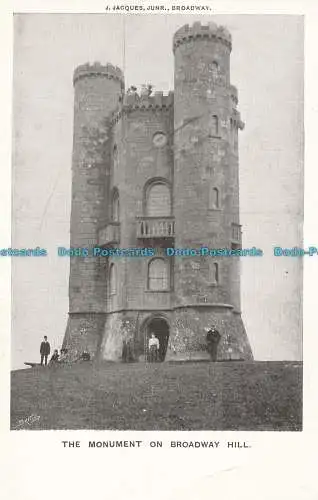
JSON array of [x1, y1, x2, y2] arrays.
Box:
[[146, 317, 170, 362]]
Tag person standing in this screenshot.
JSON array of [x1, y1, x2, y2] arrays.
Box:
[[40, 336, 51, 366], [148, 333, 160, 362], [122, 339, 128, 362], [126, 338, 135, 362], [206, 325, 221, 362]]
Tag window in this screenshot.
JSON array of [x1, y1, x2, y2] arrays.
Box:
[[234, 125, 238, 149], [210, 262, 219, 284], [147, 182, 171, 217], [210, 115, 219, 137], [112, 190, 119, 222], [211, 61, 219, 80], [109, 264, 117, 295], [231, 223, 241, 243], [230, 118, 235, 148], [230, 119, 238, 149], [148, 258, 169, 291], [113, 144, 119, 170], [209, 186, 220, 209]]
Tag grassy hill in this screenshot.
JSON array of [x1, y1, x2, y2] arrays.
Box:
[[11, 360, 302, 431]]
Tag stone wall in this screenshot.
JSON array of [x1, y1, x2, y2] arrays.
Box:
[[63, 313, 106, 360]]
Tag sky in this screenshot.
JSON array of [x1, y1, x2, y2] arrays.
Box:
[[12, 14, 304, 369]]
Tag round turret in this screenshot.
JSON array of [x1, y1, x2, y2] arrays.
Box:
[[65, 60, 125, 359], [171, 20, 253, 360]]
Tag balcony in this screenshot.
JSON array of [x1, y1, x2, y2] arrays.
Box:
[[98, 222, 120, 246], [136, 216, 175, 239]]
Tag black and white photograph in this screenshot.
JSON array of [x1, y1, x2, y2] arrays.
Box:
[[10, 13, 303, 431]]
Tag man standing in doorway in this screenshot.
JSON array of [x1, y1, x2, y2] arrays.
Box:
[[148, 333, 160, 362], [206, 325, 221, 362], [40, 336, 51, 366]]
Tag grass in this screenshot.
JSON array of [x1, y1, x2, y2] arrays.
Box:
[[11, 360, 302, 431]]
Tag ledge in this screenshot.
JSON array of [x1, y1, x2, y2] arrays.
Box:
[[173, 303, 234, 310]]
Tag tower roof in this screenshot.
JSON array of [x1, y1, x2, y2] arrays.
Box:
[[173, 21, 232, 52]]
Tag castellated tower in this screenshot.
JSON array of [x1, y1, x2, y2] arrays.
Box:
[[172, 22, 252, 360], [63, 63, 124, 358], [63, 22, 253, 362]]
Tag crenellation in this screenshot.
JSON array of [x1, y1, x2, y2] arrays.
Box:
[[73, 62, 124, 87], [109, 91, 174, 128], [173, 21, 232, 52]]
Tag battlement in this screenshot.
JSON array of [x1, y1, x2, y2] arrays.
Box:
[[73, 62, 124, 87], [173, 21, 232, 52], [110, 91, 174, 127], [123, 91, 174, 109]]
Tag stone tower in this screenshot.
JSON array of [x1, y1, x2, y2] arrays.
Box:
[[63, 63, 124, 358], [63, 22, 253, 362], [171, 22, 252, 360]]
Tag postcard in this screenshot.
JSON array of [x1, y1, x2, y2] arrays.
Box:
[[1, 1, 317, 499]]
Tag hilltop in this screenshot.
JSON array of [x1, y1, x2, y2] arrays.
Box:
[[11, 360, 302, 431]]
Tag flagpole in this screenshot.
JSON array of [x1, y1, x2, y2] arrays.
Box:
[[122, 16, 126, 75]]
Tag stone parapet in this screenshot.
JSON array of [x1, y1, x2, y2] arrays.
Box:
[[123, 91, 174, 109], [109, 91, 174, 127], [173, 21, 232, 52], [73, 62, 124, 87]]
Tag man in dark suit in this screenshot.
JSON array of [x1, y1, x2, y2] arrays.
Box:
[[206, 325, 221, 362], [40, 336, 51, 366]]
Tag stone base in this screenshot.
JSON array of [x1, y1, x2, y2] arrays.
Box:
[[64, 306, 253, 363], [99, 306, 253, 362], [171, 307, 253, 361], [63, 313, 106, 361]]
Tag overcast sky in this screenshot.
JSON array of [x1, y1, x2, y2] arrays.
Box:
[[12, 14, 303, 369]]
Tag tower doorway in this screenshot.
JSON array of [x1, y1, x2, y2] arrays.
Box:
[[146, 317, 170, 362]]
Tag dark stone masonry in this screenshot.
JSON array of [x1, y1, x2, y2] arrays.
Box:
[[63, 21, 253, 362]]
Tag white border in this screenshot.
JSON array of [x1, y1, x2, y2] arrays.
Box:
[[1, 1, 318, 499]]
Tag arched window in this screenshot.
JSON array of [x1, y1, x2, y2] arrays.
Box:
[[210, 262, 219, 284], [230, 118, 237, 148], [211, 61, 219, 80], [148, 258, 169, 291], [112, 189, 119, 222], [209, 186, 220, 209], [234, 125, 238, 149], [146, 182, 171, 217], [210, 115, 219, 137], [109, 263, 117, 295], [230, 118, 234, 146], [113, 144, 119, 171]]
